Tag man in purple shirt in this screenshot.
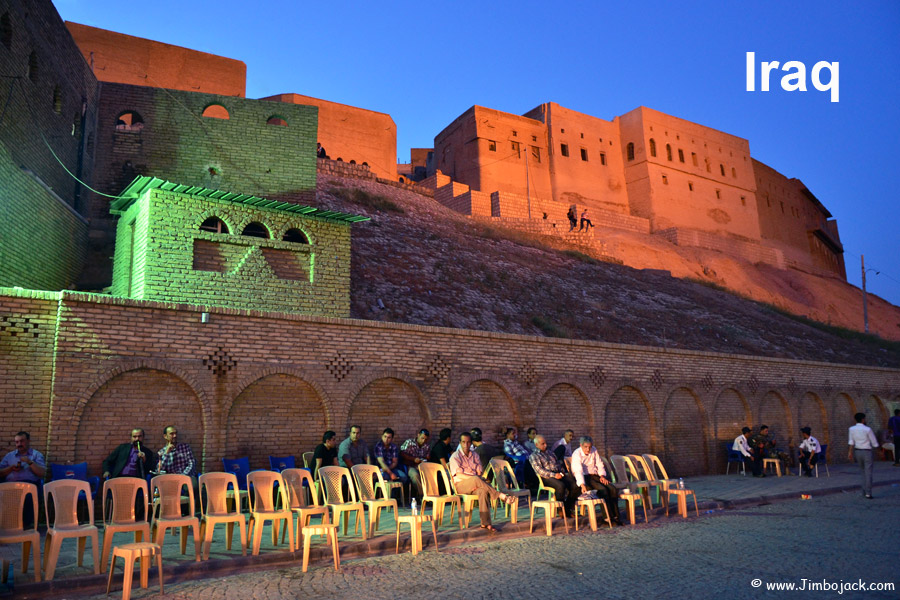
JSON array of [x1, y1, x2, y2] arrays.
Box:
[[103, 428, 158, 479]]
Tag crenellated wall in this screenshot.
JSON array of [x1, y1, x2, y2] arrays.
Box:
[[1, 288, 896, 480]]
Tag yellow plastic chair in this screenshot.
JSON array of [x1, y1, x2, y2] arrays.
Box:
[[246, 470, 294, 555], [318, 466, 366, 539], [608, 455, 649, 525], [42, 479, 100, 580], [488, 458, 531, 522], [280, 468, 329, 545], [149, 474, 201, 561], [529, 500, 568, 536], [100, 477, 151, 573], [625, 454, 661, 509], [351, 464, 398, 538], [418, 463, 462, 530], [198, 472, 247, 560], [0, 482, 41, 582]]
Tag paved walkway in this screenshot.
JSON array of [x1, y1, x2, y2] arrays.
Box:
[[4, 461, 899, 599]]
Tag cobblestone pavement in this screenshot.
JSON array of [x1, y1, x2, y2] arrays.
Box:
[[19, 480, 900, 600]]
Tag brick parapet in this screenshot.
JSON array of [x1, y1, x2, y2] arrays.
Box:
[[655, 227, 785, 268], [316, 158, 433, 197]]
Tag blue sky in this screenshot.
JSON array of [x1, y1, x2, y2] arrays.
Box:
[[54, 0, 900, 309]]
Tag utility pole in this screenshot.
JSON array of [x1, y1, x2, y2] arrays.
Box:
[[862, 255, 869, 333]]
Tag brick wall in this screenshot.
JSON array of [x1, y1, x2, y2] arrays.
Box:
[[1, 288, 897, 478], [655, 227, 785, 268], [110, 187, 353, 316]]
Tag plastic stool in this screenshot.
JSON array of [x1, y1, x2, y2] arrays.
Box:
[[105, 542, 162, 600]]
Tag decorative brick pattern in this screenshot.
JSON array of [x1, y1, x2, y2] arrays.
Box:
[[590, 366, 606, 388], [203, 347, 238, 377], [325, 352, 353, 382], [426, 354, 450, 382], [0, 315, 39, 338], [518, 362, 538, 387], [650, 369, 664, 390], [701, 373, 714, 392]]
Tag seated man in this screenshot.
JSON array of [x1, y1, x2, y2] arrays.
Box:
[[400, 428, 431, 500], [470, 428, 502, 470], [570, 436, 621, 525], [374, 428, 408, 484], [551, 429, 575, 461], [529, 435, 578, 517], [103, 428, 158, 480], [797, 427, 821, 477], [503, 428, 529, 464], [732, 427, 754, 475], [0, 431, 46, 527], [313, 431, 339, 480], [428, 428, 453, 469], [523, 427, 538, 454], [338, 424, 371, 469], [448, 432, 513, 531], [157, 425, 197, 491]]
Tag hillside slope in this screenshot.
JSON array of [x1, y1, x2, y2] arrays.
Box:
[[314, 175, 900, 368]]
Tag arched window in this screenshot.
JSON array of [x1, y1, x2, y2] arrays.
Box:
[[720, 163, 725, 176], [666, 144, 672, 161], [52, 85, 62, 114], [349, 160, 356, 164], [1, 13, 12, 50], [115, 111, 144, 131], [72, 112, 80, 137], [202, 104, 230, 120], [649, 138, 656, 157], [200, 217, 229, 234], [242, 222, 269, 238], [626, 142, 635, 161], [266, 115, 288, 126], [282, 228, 308, 244], [27, 51, 38, 82]]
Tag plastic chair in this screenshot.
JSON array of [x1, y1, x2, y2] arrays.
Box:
[[351, 464, 398, 538], [536, 477, 557, 502], [280, 468, 329, 545], [489, 458, 531, 521], [444, 465, 493, 528], [504, 453, 526, 487], [726, 444, 747, 475], [529, 500, 568, 536], [246, 470, 294, 555], [798, 444, 830, 478], [221, 457, 250, 511], [100, 477, 151, 573], [198, 472, 247, 560], [302, 452, 314, 469], [42, 479, 100, 580], [0, 482, 41, 582], [629, 454, 665, 508], [49, 462, 100, 501], [149, 474, 200, 561], [418, 462, 462, 530], [269, 455, 296, 472], [105, 542, 162, 600], [609, 455, 649, 524], [318, 466, 366, 539]]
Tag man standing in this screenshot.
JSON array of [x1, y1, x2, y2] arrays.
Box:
[[571, 436, 621, 525], [338, 425, 371, 469], [374, 428, 408, 484], [529, 435, 578, 518], [157, 425, 197, 479], [888, 409, 900, 467], [848, 412, 879, 499], [448, 432, 512, 531], [797, 427, 821, 477], [0, 431, 46, 484], [312, 431, 339, 479], [732, 427, 754, 475], [400, 429, 431, 500], [551, 429, 575, 461], [103, 428, 157, 479]]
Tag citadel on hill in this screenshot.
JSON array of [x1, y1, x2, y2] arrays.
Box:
[[0, 1, 896, 480]]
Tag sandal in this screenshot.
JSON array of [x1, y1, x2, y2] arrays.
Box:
[[480, 524, 498, 532], [500, 493, 515, 505]]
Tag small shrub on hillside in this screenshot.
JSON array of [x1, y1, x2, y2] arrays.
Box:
[[328, 186, 405, 213], [531, 315, 570, 338]]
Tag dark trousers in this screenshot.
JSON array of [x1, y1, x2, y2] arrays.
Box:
[[582, 474, 620, 521], [893, 434, 900, 465], [751, 449, 764, 477], [540, 474, 579, 515], [799, 451, 819, 476]]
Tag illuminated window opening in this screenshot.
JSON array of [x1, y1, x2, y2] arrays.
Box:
[[678, 149, 685, 163], [266, 115, 288, 126], [649, 138, 656, 157], [202, 104, 230, 120], [626, 142, 635, 161], [560, 143, 569, 157], [242, 222, 270, 238], [580, 148, 588, 161], [666, 144, 673, 161], [200, 217, 229, 234], [115, 111, 144, 131], [487, 139, 496, 152]]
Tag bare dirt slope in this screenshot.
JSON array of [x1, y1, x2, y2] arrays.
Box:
[[315, 175, 900, 368]]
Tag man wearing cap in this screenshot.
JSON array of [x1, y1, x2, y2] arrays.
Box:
[[732, 427, 754, 475], [848, 412, 879, 499], [797, 427, 821, 477]]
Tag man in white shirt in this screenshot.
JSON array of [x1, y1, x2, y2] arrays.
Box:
[[449, 432, 513, 531], [848, 412, 879, 498], [570, 436, 621, 525], [732, 427, 753, 474], [797, 427, 821, 477]]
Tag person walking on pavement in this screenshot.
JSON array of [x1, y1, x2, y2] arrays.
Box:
[[848, 412, 879, 499]]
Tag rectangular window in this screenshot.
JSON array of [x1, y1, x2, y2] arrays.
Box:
[[599, 152, 606, 165], [580, 148, 588, 161], [691, 152, 698, 167], [488, 140, 496, 152], [715, 189, 721, 199], [678, 149, 685, 163], [688, 182, 694, 191], [740, 195, 746, 206], [511, 141, 521, 158], [560, 143, 569, 157], [512, 130, 517, 137], [531, 146, 541, 163], [532, 135, 537, 142], [662, 175, 668, 185]]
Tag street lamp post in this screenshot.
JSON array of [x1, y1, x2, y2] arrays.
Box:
[[861, 254, 880, 334]]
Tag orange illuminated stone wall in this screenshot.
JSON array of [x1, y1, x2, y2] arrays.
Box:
[[66, 22, 247, 97], [263, 93, 397, 181]]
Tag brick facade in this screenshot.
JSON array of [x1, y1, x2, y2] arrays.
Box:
[[1, 288, 897, 480]]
